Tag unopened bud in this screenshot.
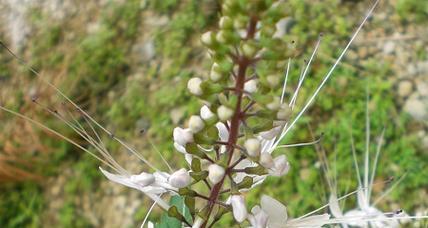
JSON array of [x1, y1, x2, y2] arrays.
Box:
[[189, 115, 205, 133], [277, 104, 292, 120], [244, 138, 261, 157], [187, 77, 203, 96], [242, 43, 257, 58], [259, 153, 274, 168], [173, 127, 194, 146], [210, 63, 223, 82], [266, 97, 281, 110], [216, 30, 227, 43], [131, 172, 155, 186], [200, 105, 215, 120], [208, 164, 225, 184], [230, 195, 248, 223], [168, 168, 191, 188], [201, 31, 214, 46], [270, 155, 290, 177], [217, 105, 234, 121], [219, 16, 233, 29], [266, 75, 280, 88], [244, 79, 258, 93]]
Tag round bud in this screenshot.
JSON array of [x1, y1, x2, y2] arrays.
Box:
[[244, 138, 261, 157], [219, 16, 233, 29], [277, 104, 292, 120], [216, 30, 227, 43], [173, 127, 194, 146], [187, 77, 203, 96], [189, 115, 205, 133], [168, 168, 191, 188], [217, 105, 234, 121], [244, 79, 257, 93], [266, 97, 281, 110], [266, 75, 280, 88], [208, 164, 225, 184], [259, 153, 274, 168], [242, 43, 257, 58], [201, 31, 214, 46], [200, 105, 215, 120], [210, 63, 223, 82]]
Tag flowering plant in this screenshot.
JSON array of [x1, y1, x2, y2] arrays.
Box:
[[1, 0, 428, 227]]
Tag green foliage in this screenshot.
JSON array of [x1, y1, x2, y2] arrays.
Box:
[[156, 196, 192, 228], [396, 0, 428, 22], [0, 183, 44, 228]]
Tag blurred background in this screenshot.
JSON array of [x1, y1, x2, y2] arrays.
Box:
[[0, 0, 427, 227]]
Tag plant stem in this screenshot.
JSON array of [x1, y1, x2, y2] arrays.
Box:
[[200, 16, 258, 228]]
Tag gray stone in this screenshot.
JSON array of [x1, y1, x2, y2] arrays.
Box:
[[383, 41, 395, 54], [404, 97, 428, 121], [398, 80, 413, 97]]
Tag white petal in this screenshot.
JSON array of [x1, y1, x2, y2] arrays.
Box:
[[200, 105, 215, 120], [286, 213, 330, 227], [328, 194, 343, 218], [260, 195, 288, 226], [130, 172, 155, 187], [168, 168, 191, 188], [269, 155, 290, 176], [173, 127, 194, 146], [230, 195, 248, 223], [208, 164, 225, 185], [216, 122, 229, 142]]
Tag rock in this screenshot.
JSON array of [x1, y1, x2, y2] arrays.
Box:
[[383, 41, 395, 54], [132, 39, 156, 63], [398, 80, 413, 97], [403, 97, 428, 121]]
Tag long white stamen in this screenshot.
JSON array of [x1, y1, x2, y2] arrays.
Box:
[[269, 0, 380, 153], [364, 88, 370, 200], [368, 127, 385, 202], [280, 58, 292, 104], [289, 37, 322, 108]]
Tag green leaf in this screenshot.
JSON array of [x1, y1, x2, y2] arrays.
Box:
[[156, 195, 192, 228]]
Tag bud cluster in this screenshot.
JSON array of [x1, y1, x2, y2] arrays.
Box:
[[172, 0, 294, 226]]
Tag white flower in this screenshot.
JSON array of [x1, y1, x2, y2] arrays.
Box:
[[208, 164, 225, 184], [201, 31, 214, 46], [173, 127, 194, 146], [268, 155, 290, 177], [130, 172, 155, 186], [187, 77, 203, 96], [259, 153, 274, 168], [200, 105, 215, 120], [244, 138, 261, 157], [217, 105, 234, 121], [249, 195, 331, 228], [99, 167, 173, 210], [244, 79, 258, 93], [230, 195, 248, 223], [189, 115, 205, 133], [248, 205, 269, 228], [168, 168, 191, 188]]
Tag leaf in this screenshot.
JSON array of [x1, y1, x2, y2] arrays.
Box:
[[155, 195, 192, 228]]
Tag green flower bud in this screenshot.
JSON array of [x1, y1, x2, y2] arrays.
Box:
[[217, 105, 234, 121], [266, 96, 280, 110], [244, 138, 261, 157], [277, 104, 292, 120], [242, 42, 258, 58], [266, 74, 280, 88], [219, 16, 233, 29], [210, 63, 223, 81]]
